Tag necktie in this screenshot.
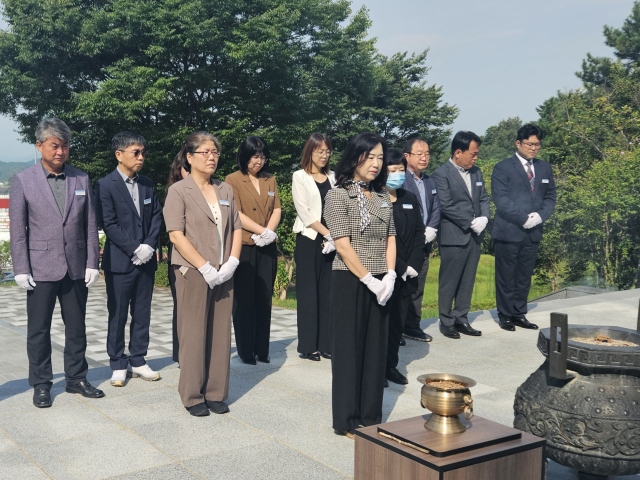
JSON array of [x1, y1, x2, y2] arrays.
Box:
[[526, 161, 534, 193]]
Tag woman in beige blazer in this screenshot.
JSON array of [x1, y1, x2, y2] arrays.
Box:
[[292, 133, 336, 361], [163, 131, 243, 417]]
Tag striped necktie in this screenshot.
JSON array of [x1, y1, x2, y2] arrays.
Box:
[[525, 161, 534, 192]]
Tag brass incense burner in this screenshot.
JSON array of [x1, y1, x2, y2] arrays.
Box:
[[417, 373, 476, 434]]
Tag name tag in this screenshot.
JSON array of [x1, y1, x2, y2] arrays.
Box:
[[402, 204, 413, 209], [542, 179, 549, 184], [75, 190, 85, 196], [268, 191, 275, 197], [381, 202, 388, 208], [476, 181, 483, 186], [219, 199, 230, 206], [144, 198, 151, 205], [431, 189, 437, 194]]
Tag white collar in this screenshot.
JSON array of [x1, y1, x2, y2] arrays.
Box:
[[515, 152, 533, 166]]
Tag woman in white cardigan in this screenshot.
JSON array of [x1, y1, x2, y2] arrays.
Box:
[[292, 133, 336, 361]]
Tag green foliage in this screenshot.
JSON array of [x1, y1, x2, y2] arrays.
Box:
[[475, 160, 495, 255], [0, 240, 11, 272], [154, 261, 170, 287], [479, 117, 523, 162], [273, 257, 295, 299]]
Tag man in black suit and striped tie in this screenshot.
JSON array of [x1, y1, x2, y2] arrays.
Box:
[[491, 124, 557, 331]]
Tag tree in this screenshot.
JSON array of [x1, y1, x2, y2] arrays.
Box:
[[479, 117, 523, 163]]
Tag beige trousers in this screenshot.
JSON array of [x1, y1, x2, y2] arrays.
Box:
[[174, 266, 233, 407]]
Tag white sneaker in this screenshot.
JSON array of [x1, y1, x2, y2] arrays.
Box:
[[111, 369, 127, 387], [128, 364, 160, 382]]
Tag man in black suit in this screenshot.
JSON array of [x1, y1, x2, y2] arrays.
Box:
[[400, 138, 441, 342], [491, 124, 556, 331], [95, 132, 163, 387], [432, 131, 490, 339]]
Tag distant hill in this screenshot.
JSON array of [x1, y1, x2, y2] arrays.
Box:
[[0, 160, 33, 183]]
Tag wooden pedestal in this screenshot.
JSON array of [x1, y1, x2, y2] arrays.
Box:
[[355, 415, 544, 480]]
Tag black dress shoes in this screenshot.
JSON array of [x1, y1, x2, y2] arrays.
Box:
[[319, 352, 331, 359], [257, 356, 270, 364], [240, 357, 256, 365], [65, 380, 105, 398], [403, 328, 433, 342], [498, 314, 516, 332], [386, 367, 408, 385], [439, 324, 461, 339], [33, 388, 52, 408], [512, 316, 539, 330], [187, 403, 210, 416], [455, 323, 482, 336], [399, 337, 406, 346], [206, 400, 230, 414], [299, 352, 321, 361], [383, 379, 389, 388]]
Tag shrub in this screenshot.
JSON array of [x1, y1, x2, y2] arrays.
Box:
[[155, 261, 170, 287]]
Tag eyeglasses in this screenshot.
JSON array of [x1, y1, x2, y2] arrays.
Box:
[[409, 152, 430, 158], [520, 141, 541, 149], [250, 155, 267, 162], [119, 149, 147, 157], [314, 149, 332, 156], [193, 150, 220, 158]]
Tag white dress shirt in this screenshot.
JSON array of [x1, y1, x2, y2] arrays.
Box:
[[516, 152, 535, 177]]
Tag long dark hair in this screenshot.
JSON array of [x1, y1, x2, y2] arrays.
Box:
[[334, 132, 388, 191], [167, 155, 185, 190], [174, 131, 221, 174], [300, 133, 332, 174]]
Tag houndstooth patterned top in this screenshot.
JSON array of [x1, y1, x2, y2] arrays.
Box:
[[323, 183, 396, 275]]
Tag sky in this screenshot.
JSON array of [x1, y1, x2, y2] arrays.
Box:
[[0, 0, 636, 160]]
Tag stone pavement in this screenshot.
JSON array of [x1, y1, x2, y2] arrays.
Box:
[[0, 281, 639, 479]]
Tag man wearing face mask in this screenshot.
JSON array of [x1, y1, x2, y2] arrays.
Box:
[[400, 138, 441, 343], [432, 131, 490, 339], [384, 149, 426, 385]]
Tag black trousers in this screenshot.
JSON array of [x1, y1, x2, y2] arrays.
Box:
[[294, 234, 334, 354], [331, 270, 389, 433], [438, 241, 481, 326], [105, 268, 154, 370], [387, 279, 413, 370], [233, 243, 277, 361], [404, 250, 429, 332], [26, 273, 88, 389], [168, 257, 179, 362], [494, 237, 540, 318]]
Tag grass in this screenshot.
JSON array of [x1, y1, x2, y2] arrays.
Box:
[[273, 255, 554, 318]]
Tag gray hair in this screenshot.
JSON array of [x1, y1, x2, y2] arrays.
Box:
[[35, 118, 71, 144], [111, 131, 146, 152]]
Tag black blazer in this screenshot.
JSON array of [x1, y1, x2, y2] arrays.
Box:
[[392, 189, 426, 287], [401, 171, 441, 254], [491, 155, 556, 243], [95, 169, 163, 273], [432, 161, 490, 246]]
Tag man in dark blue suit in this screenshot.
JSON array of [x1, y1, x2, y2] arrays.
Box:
[[95, 132, 163, 386], [401, 138, 441, 342], [491, 124, 557, 331]]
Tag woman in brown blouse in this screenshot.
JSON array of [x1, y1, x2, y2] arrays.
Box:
[[225, 137, 281, 365], [163, 132, 243, 417]]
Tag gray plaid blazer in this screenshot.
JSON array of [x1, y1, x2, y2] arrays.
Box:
[[323, 184, 396, 275]]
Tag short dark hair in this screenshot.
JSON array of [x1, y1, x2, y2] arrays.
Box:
[[451, 131, 482, 156], [387, 148, 406, 168], [403, 137, 429, 154], [334, 132, 388, 191], [112, 131, 146, 153], [517, 124, 544, 142], [236, 136, 269, 175]]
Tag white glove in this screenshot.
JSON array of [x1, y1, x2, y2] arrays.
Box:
[[523, 212, 543, 229], [380, 270, 397, 305], [133, 244, 154, 264], [259, 228, 278, 245], [322, 234, 336, 254], [470, 216, 488, 234], [425, 227, 437, 243], [15, 273, 36, 290], [218, 256, 240, 283], [198, 261, 222, 289], [251, 234, 267, 247], [85, 268, 100, 288], [402, 266, 419, 282], [360, 273, 388, 305]]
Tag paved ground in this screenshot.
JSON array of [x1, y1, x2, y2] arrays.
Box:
[[0, 280, 639, 479]]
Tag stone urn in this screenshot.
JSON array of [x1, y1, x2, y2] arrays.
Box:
[[513, 312, 640, 478]]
